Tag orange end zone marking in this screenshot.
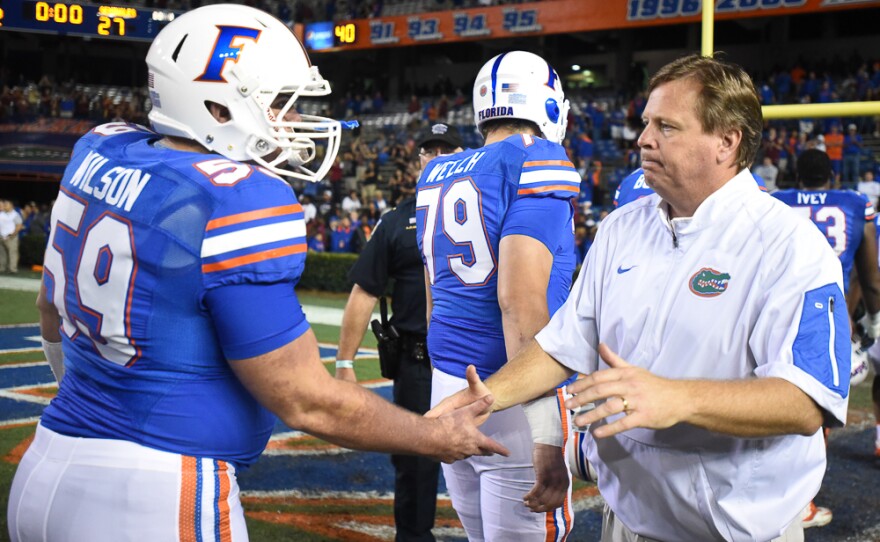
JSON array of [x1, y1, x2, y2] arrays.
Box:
[[4, 433, 35, 465], [15, 386, 58, 399]]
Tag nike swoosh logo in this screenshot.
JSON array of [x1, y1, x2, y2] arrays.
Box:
[[617, 265, 637, 274]]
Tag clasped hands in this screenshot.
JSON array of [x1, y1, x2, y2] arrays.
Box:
[[428, 343, 686, 440]]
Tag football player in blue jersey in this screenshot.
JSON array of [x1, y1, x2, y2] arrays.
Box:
[[614, 167, 768, 208], [773, 149, 880, 317], [7, 6, 505, 542], [773, 148, 880, 529], [416, 51, 577, 541]]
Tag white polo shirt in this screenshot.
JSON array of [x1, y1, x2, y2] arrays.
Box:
[[536, 169, 850, 541]]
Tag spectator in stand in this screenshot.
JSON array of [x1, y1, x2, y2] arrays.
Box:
[[308, 231, 327, 253], [825, 123, 845, 187], [331, 216, 355, 253], [408, 95, 420, 115], [0, 199, 23, 274], [759, 81, 775, 105], [371, 190, 389, 216], [858, 170, 880, 209], [843, 123, 864, 187], [342, 189, 363, 215], [318, 190, 336, 219], [762, 126, 782, 165], [301, 195, 318, 225], [574, 132, 594, 163], [361, 160, 381, 203], [754, 156, 780, 192]]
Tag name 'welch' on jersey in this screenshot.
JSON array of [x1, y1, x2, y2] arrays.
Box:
[[67, 150, 152, 212], [423, 151, 486, 184]]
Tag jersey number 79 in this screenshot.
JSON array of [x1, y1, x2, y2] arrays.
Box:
[[417, 178, 497, 286]]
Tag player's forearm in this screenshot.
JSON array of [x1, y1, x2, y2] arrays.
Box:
[[680, 377, 823, 437], [336, 284, 379, 361], [37, 281, 62, 342], [485, 340, 573, 412], [297, 377, 449, 455], [500, 297, 550, 360], [424, 270, 433, 329]]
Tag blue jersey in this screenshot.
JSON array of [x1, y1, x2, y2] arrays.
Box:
[[40, 123, 310, 469], [614, 168, 767, 208], [773, 188, 875, 293], [416, 134, 576, 380]]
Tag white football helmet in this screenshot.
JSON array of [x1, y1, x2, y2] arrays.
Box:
[[472, 51, 569, 144], [146, 4, 340, 182]]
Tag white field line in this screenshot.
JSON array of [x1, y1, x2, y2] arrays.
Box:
[[240, 488, 453, 501]]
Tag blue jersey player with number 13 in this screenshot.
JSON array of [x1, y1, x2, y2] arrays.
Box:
[[417, 51, 577, 541]]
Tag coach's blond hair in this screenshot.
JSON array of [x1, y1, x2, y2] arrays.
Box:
[[648, 54, 763, 171]]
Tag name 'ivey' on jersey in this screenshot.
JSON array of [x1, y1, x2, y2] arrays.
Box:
[[773, 188, 875, 293], [40, 123, 309, 469], [416, 133, 577, 380]]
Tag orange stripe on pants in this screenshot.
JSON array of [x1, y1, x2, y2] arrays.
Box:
[[179, 456, 198, 542], [545, 388, 573, 542], [217, 460, 233, 542]]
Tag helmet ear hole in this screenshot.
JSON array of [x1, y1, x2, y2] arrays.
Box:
[[204, 101, 232, 123], [545, 98, 559, 123]]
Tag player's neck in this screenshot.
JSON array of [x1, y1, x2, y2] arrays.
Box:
[[154, 136, 210, 154], [483, 128, 539, 146]]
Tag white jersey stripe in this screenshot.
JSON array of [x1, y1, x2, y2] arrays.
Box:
[[199, 457, 217, 542], [519, 169, 582, 186], [201, 220, 306, 258]]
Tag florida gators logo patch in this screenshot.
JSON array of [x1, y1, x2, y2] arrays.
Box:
[[689, 267, 730, 297]]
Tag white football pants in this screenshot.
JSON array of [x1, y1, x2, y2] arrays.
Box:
[[8, 424, 247, 542], [432, 369, 573, 542]]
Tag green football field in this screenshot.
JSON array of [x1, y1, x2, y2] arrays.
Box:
[[0, 287, 397, 541], [2, 286, 877, 541]]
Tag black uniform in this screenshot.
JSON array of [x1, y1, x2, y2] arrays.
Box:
[[347, 196, 439, 542]]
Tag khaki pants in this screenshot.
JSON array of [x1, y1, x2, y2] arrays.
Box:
[[0, 234, 19, 272], [601, 503, 804, 542]]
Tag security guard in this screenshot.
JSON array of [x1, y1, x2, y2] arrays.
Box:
[[335, 123, 464, 542]]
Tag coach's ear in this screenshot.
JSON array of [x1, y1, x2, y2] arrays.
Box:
[[716, 128, 742, 167]]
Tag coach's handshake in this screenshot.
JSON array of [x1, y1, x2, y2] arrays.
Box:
[[426, 392, 509, 463]]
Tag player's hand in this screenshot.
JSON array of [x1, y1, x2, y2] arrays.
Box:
[[425, 365, 491, 419], [523, 443, 568, 513], [564, 343, 685, 439], [335, 367, 357, 383], [430, 393, 510, 463], [859, 311, 880, 339]]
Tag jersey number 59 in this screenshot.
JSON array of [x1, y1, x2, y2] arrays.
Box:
[[43, 190, 138, 366]]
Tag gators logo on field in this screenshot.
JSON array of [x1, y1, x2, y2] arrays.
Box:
[[689, 267, 730, 297]]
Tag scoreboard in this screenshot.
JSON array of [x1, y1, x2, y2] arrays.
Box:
[[0, 1, 180, 41]]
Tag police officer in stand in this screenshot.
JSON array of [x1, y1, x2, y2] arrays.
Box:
[[335, 123, 464, 541]]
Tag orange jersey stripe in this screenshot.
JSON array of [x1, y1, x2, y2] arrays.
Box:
[[557, 388, 573, 541], [518, 185, 579, 196], [217, 461, 233, 542], [206, 204, 303, 231], [179, 456, 199, 542], [202, 244, 306, 273], [523, 160, 574, 168]]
